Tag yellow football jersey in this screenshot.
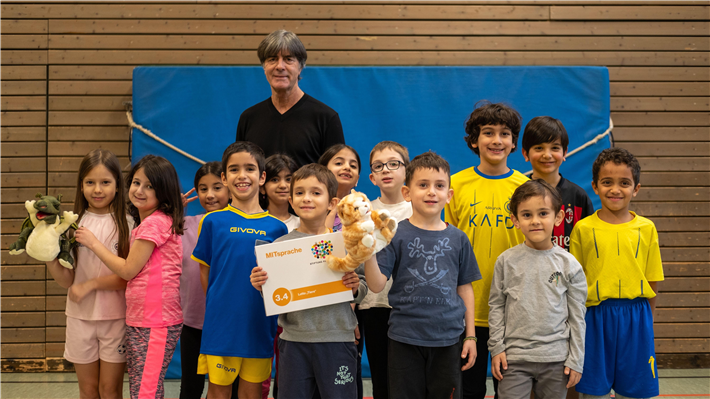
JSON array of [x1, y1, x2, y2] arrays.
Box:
[[445, 166, 528, 327], [570, 211, 665, 307]]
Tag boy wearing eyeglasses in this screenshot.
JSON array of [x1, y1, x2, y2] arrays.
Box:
[[361, 140, 413, 399]]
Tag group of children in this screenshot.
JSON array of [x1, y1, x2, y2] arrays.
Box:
[[44, 101, 663, 399]]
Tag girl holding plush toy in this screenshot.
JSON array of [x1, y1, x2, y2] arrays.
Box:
[[319, 143, 366, 399], [44, 149, 133, 399], [76, 155, 184, 399], [319, 144, 362, 233]]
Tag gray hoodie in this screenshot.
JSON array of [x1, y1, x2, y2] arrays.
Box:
[[488, 243, 587, 372], [275, 230, 368, 343]]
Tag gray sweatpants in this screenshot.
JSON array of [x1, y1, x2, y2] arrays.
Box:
[[498, 361, 568, 399]]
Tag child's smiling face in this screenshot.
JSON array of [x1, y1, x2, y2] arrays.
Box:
[[222, 151, 265, 205], [474, 124, 515, 168], [82, 164, 117, 214], [593, 161, 640, 215], [289, 176, 336, 222], [197, 173, 229, 213], [261, 168, 292, 207], [326, 148, 360, 193], [511, 194, 564, 251], [129, 168, 159, 218], [402, 167, 452, 219], [523, 140, 566, 177]]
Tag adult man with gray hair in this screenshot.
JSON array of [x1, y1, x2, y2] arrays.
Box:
[[236, 30, 345, 167]]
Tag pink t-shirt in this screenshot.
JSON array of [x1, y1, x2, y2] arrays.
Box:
[[180, 214, 205, 329], [125, 210, 183, 328], [66, 211, 133, 320]]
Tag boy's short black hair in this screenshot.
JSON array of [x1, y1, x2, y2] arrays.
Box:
[[464, 100, 522, 156], [592, 147, 641, 186], [221, 141, 266, 175], [405, 151, 450, 186], [509, 179, 563, 218], [290, 163, 338, 200], [522, 116, 570, 153]]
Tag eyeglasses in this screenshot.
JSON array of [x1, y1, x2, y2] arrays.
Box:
[[371, 160, 404, 173]]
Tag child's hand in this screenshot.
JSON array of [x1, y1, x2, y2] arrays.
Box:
[[354, 325, 361, 346], [74, 227, 98, 251], [182, 188, 198, 208], [460, 339, 477, 371], [342, 271, 359, 294], [565, 367, 582, 388], [68, 280, 94, 303], [491, 352, 508, 381], [250, 266, 268, 291]]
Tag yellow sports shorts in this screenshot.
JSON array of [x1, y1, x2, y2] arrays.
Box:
[[197, 354, 272, 385]]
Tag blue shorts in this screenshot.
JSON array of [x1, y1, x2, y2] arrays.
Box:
[[277, 339, 358, 399], [576, 298, 659, 398]]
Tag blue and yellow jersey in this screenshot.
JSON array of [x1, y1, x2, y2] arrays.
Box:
[[444, 166, 528, 327], [570, 211, 664, 307], [192, 204, 288, 358]]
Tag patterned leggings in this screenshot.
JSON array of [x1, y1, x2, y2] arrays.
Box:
[[126, 324, 182, 399]]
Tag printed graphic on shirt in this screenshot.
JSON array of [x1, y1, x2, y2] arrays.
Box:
[[553, 203, 585, 251], [467, 190, 516, 231], [548, 271, 563, 285], [229, 226, 267, 235], [405, 237, 452, 295], [117, 344, 126, 354], [334, 365, 354, 385], [565, 207, 574, 224]]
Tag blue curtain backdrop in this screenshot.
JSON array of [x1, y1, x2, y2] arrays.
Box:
[[132, 66, 611, 379]]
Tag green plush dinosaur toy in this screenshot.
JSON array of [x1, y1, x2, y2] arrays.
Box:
[[8, 193, 79, 269]]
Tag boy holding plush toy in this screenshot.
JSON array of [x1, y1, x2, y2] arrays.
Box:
[[250, 163, 370, 399], [364, 151, 481, 399]]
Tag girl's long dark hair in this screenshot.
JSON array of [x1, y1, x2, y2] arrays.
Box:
[[127, 155, 184, 235], [74, 149, 130, 259], [259, 154, 298, 210]]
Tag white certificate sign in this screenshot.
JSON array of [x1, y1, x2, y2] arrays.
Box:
[[255, 232, 353, 316]]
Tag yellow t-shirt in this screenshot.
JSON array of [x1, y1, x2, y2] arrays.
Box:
[[569, 211, 665, 307], [445, 166, 528, 327]]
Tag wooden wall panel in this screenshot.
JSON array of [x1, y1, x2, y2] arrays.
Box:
[[2, 0, 708, 371], [4, 0, 707, 5], [3, 4, 552, 20], [1, 9, 48, 373], [46, 19, 709, 36], [45, 50, 710, 66], [45, 35, 709, 52]]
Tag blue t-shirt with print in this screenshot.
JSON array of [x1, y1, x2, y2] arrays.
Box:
[[377, 220, 481, 347], [192, 204, 288, 358]]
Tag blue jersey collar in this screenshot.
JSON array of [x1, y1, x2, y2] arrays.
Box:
[[474, 166, 514, 180]]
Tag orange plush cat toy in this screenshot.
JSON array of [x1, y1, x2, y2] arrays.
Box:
[[326, 190, 397, 272]]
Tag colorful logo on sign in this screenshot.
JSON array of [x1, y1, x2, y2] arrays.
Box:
[[311, 240, 334, 259]]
